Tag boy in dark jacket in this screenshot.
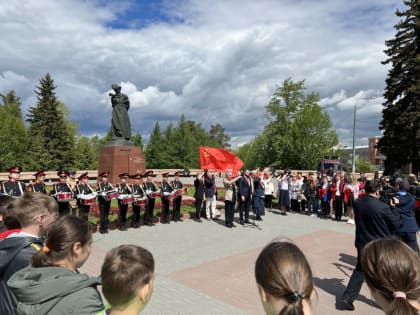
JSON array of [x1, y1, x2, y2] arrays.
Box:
[[0, 193, 58, 315]]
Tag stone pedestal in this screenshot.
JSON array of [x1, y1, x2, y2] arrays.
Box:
[[98, 145, 146, 184]]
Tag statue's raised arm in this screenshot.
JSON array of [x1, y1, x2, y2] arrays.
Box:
[[110, 84, 131, 141]]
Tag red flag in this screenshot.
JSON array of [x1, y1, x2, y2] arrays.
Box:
[[199, 146, 243, 174]]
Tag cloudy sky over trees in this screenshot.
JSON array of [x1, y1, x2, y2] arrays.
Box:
[[0, 0, 403, 148]]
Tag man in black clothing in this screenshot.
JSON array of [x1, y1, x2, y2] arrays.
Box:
[[340, 180, 402, 311]]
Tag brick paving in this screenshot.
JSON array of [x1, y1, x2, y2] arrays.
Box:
[[81, 209, 388, 314]]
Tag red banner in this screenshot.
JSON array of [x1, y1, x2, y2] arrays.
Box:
[[199, 146, 243, 174]]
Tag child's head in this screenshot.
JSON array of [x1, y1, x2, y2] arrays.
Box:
[[101, 245, 155, 312], [32, 215, 92, 270], [361, 239, 420, 315], [255, 240, 314, 315]]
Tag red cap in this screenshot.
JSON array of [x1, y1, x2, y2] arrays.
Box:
[[57, 170, 69, 177], [144, 170, 153, 177], [131, 173, 142, 180], [8, 166, 22, 173], [162, 172, 169, 177], [99, 171, 109, 177], [78, 172, 88, 180], [33, 170, 46, 177], [119, 172, 129, 179]]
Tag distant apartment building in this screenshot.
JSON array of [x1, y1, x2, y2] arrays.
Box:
[[339, 137, 385, 171]]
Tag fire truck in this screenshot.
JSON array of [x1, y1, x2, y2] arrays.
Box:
[[318, 157, 342, 176]]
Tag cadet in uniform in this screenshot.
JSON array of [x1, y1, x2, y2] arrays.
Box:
[[116, 173, 131, 231], [76, 172, 95, 222], [27, 170, 47, 194], [131, 173, 147, 228], [143, 171, 159, 226], [171, 171, 184, 222], [96, 171, 113, 234], [67, 171, 78, 214], [160, 172, 173, 224], [52, 170, 73, 216], [0, 166, 26, 198]]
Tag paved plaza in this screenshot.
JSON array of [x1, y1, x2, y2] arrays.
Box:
[[81, 209, 385, 315]]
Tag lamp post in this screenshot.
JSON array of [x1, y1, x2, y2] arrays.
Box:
[[352, 103, 357, 174], [351, 97, 377, 174]]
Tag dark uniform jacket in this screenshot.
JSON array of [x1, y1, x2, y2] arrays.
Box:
[[27, 181, 46, 194], [354, 194, 402, 251], [97, 182, 113, 203], [1, 181, 26, 198], [0, 235, 43, 315], [194, 178, 205, 200]]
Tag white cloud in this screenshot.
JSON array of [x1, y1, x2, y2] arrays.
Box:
[[0, 0, 403, 149]]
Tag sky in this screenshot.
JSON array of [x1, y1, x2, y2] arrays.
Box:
[[0, 0, 405, 149]]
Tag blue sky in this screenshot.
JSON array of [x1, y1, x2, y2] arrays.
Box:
[[0, 0, 405, 149]]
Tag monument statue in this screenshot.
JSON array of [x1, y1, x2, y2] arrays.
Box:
[[109, 84, 131, 141]]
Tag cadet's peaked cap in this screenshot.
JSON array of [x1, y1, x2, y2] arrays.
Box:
[[174, 171, 182, 176], [33, 170, 45, 177], [162, 172, 169, 177], [132, 173, 142, 179], [119, 172, 129, 178], [145, 170, 153, 177], [78, 172, 89, 180], [57, 170, 69, 177], [8, 166, 22, 173], [99, 171, 109, 177]]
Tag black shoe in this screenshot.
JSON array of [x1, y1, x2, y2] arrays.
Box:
[[178, 217, 183, 222], [256, 216, 262, 221], [340, 298, 355, 311], [147, 222, 154, 226], [99, 229, 106, 234], [239, 220, 244, 225], [119, 226, 127, 231], [245, 219, 250, 224]]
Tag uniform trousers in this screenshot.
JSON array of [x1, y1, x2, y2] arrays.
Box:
[[118, 203, 128, 229], [173, 196, 182, 220], [98, 200, 110, 231], [224, 200, 235, 225], [145, 198, 155, 224]]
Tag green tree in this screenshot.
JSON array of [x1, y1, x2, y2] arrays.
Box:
[[131, 132, 144, 150], [209, 123, 231, 148], [26, 73, 75, 170], [379, 0, 420, 175], [144, 122, 166, 168], [0, 92, 28, 170], [355, 157, 373, 173], [238, 79, 338, 170], [73, 136, 97, 170]]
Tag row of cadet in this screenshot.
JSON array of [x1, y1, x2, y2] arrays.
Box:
[[0, 167, 187, 232], [1, 203, 419, 315]]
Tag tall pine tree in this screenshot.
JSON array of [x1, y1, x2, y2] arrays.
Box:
[[26, 73, 75, 170], [0, 91, 28, 170], [379, 0, 420, 174]]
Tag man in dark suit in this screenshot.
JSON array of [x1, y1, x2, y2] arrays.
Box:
[[340, 180, 402, 311], [238, 169, 252, 225]]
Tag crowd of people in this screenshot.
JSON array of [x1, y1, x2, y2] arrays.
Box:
[[1, 165, 420, 314], [0, 167, 188, 234]]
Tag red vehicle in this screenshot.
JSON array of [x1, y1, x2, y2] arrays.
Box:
[[319, 157, 342, 176]]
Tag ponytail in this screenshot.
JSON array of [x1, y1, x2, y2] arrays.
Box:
[[32, 216, 91, 268], [386, 293, 418, 315], [278, 292, 305, 315]]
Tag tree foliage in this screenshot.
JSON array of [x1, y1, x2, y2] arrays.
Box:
[[379, 0, 420, 174], [26, 74, 75, 170], [0, 92, 28, 171], [237, 78, 338, 170]]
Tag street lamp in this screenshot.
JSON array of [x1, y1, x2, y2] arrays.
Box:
[[351, 97, 378, 174]]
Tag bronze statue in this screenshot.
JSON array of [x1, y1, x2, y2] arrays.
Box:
[[109, 84, 131, 141]]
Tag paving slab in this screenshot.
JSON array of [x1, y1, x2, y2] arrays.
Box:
[[81, 210, 390, 314]]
